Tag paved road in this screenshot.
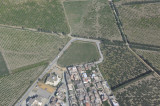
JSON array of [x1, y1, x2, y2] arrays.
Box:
[[15, 37, 103, 106]]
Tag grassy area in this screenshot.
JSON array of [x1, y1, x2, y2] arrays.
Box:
[[0, 0, 69, 34], [135, 49, 160, 73], [114, 0, 160, 46], [99, 44, 149, 88], [0, 27, 70, 70], [0, 52, 9, 77], [57, 41, 100, 67], [114, 73, 160, 106], [64, 0, 121, 40], [0, 65, 47, 106]]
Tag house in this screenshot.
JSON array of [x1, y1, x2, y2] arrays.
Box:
[[45, 73, 61, 86], [26, 95, 43, 106]]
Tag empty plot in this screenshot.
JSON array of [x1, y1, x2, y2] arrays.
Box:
[[0, 0, 69, 33], [0, 27, 70, 70], [114, 73, 160, 106], [99, 45, 149, 88], [0, 52, 9, 77], [57, 41, 100, 67]]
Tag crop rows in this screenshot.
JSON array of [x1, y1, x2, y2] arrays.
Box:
[[114, 0, 160, 46], [0, 27, 70, 70], [99, 45, 149, 88], [114, 73, 160, 106], [64, 0, 121, 40], [0, 65, 47, 106]]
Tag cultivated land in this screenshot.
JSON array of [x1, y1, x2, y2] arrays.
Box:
[[64, 0, 121, 40], [57, 41, 100, 67], [0, 27, 70, 70], [114, 73, 160, 106], [0, 52, 9, 77], [135, 49, 160, 73], [0, 65, 47, 106], [114, 0, 160, 46], [0, 0, 69, 33], [99, 44, 149, 88]]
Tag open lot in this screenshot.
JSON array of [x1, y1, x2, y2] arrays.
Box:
[[114, 73, 160, 106], [0, 0, 69, 34], [64, 0, 121, 40], [99, 44, 149, 88], [0, 65, 47, 106], [0, 27, 70, 70], [114, 0, 160, 46], [57, 41, 100, 67], [0, 52, 9, 77], [135, 49, 160, 74]]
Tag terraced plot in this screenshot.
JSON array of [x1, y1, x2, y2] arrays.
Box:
[[114, 73, 160, 106], [0, 52, 9, 77], [0, 0, 69, 34], [0, 27, 70, 70], [99, 45, 149, 88], [0, 65, 47, 106], [57, 41, 100, 67], [64, 0, 121, 40], [114, 0, 160, 46]]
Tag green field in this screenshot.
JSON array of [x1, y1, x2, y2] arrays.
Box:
[[114, 0, 160, 46], [0, 65, 47, 106], [114, 73, 160, 106], [64, 0, 121, 40], [135, 49, 160, 73], [0, 27, 70, 70], [0, 52, 9, 77], [57, 41, 100, 67], [99, 45, 149, 88], [0, 0, 69, 34]]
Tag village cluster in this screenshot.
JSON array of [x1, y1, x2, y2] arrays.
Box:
[[22, 63, 119, 106], [65, 63, 119, 106]]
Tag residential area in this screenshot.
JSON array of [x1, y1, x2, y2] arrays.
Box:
[[19, 62, 119, 106]]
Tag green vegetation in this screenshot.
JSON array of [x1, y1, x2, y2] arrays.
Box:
[[0, 0, 69, 33], [0, 65, 47, 106], [114, 1, 160, 46], [103, 100, 110, 106], [0, 27, 70, 70], [64, 0, 121, 40], [0, 52, 9, 77], [114, 73, 160, 106], [136, 49, 160, 73], [99, 44, 149, 88], [57, 41, 100, 67]]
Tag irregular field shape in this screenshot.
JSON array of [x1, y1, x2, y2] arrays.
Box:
[[0, 52, 9, 76], [0, 0, 69, 33], [57, 41, 100, 67]]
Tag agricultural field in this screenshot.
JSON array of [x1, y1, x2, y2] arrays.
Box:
[[57, 41, 100, 67], [114, 0, 160, 46], [64, 0, 121, 40], [0, 65, 47, 106], [0, 52, 9, 77], [0, 0, 69, 34], [0, 27, 70, 70], [135, 49, 160, 73], [99, 44, 149, 88], [114, 73, 160, 106]]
